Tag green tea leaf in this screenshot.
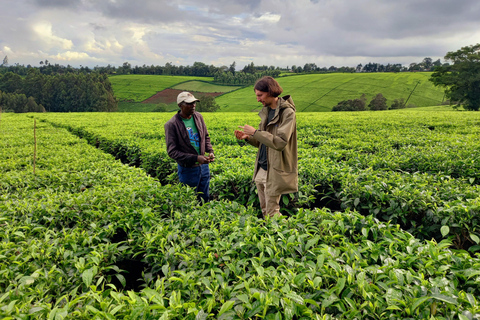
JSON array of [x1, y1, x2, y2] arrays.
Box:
[[245, 301, 262, 318], [236, 294, 249, 304], [431, 293, 457, 305], [335, 277, 346, 295], [218, 300, 235, 317], [196, 309, 207, 320], [385, 288, 402, 306], [82, 268, 94, 287], [440, 226, 450, 237], [286, 292, 304, 305], [293, 273, 306, 287], [354, 198, 360, 207], [469, 233, 480, 244], [115, 274, 126, 288], [411, 296, 431, 312]]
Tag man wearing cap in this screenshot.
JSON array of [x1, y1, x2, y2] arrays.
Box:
[[165, 92, 214, 202]]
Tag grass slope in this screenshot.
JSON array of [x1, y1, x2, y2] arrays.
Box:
[[216, 72, 445, 112], [109, 73, 446, 112], [171, 80, 242, 93], [109, 75, 214, 102]]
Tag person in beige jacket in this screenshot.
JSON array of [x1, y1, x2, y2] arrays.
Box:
[[235, 76, 298, 218]]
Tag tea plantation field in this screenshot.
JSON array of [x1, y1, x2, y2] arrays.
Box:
[[2, 110, 480, 319], [109, 73, 445, 112]]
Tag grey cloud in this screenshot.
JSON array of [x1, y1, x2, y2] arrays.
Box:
[[264, 0, 480, 62], [3, 0, 480, 68], [30, 0, 81, 8], [328, 0, 480, 38], [94, 0, 181, 24]]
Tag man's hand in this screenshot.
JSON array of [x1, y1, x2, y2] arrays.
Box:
[[208, 153, 215, 163], [197, 155, 212, 164]]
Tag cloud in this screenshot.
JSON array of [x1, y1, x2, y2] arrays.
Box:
[[1, 0, 480, 68], [54, 51, 94, 61], [32, 21, 73, 50]]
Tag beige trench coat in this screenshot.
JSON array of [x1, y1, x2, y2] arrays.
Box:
[[247, 95, 298, 196]]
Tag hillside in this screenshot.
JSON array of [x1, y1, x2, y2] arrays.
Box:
[[108, 75, 215, 102], [216, 72, 445, 112], [109, 73, 446, 112]]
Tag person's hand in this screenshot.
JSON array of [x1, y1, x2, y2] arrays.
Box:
[[208, 153, 215, 162], [234, 130, 249, 140], [238, 124, 256, 136], [197, 155, 211, 164]]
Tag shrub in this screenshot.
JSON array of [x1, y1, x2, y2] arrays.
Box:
[[196, 95, 220, 112], [152, 104, 167, 112], [389, 98, 405, 110], [332, 94, 367, 111], [368, 93, 388, 110]]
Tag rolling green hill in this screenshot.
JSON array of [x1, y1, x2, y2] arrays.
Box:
[[171, 80, 242, 93], [110, 73, 446, 112], [216, 72, 445, 112], [109, 75, 214, 102]]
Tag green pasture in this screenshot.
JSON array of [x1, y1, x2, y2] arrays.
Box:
[[108, 75, 214, 102]]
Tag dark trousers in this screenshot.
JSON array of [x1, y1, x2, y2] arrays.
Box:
[[177, 164, 210, 202]]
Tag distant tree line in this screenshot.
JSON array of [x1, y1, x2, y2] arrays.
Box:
[[356, 57, 442, 73], [213, 63, 281, 85], [0, 69, 116, 113], [1, 55, 445, 79], [0, 91, 46, 113], [292, 57, 443, 74], [332, 93, 415, 112]]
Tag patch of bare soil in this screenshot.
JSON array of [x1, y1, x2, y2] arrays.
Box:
[[142, 89, 224, 104]]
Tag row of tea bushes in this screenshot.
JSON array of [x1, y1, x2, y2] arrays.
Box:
[[32, 111, 480, 250], [1, 114, 198, 318], [2, 113, 480, 319], [298, 113, 480, 182]]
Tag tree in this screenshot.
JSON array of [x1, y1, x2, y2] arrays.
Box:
[[0, 72, 23, 93], [242, 62, 255, 74], [422, 57, 433, 71], [390, 98, 405, 110], [196, 95, 220, 112], [229, 62, 236, 75], [368, 93, 387, 110], [432, 59, 441, 66], [430, 43, 480, 111], [24, 96, 42, 112], [1, 56, 7, 66]]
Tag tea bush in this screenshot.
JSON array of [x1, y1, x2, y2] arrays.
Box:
[[2, 111, 480, 319]]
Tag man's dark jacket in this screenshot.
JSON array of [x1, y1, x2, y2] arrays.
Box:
[[164, 111, 213, 167]]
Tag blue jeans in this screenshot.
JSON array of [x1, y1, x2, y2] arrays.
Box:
[[177, 164, 210, 202]]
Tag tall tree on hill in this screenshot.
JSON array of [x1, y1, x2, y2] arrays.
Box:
[[229, 61, 236, 75], [430, 43, 480, 111], [422, 57, 433, 70]]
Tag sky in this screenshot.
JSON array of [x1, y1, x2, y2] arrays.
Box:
[[1, 0, 480, 70]]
